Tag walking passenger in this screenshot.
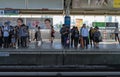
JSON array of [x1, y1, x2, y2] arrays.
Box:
[[114, 27, 120, 44], [51, 26, 55, 45], [34, 27, 42, 47]]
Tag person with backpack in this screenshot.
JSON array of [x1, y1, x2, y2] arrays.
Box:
[[73, 27, 79, 49], [93, 26, 101, 48]]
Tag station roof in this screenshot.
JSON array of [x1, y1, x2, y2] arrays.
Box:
[[0, 0, 120, 15]]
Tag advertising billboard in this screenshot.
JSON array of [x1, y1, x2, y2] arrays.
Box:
[[72, 0, 117, 9], [26, 18, 53, 29]]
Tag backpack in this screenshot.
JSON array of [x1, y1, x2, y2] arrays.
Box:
[[94, 31, 100, 38]]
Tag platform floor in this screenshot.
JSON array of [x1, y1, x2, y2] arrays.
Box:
[[0, 39, 120, 52]]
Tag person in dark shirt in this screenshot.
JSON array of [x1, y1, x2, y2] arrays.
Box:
[[60, 24, 66, 47], [73, 27, 79, 49], [71, 26, 76, 48]]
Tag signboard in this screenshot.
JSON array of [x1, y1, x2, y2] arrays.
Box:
[[0, 18, 24, 26], [0, 10, 4, 15], [76, 19, 83, 29], [72, 0, 114, 9], [26, 18, 53, 29], [113, 0, 120, 8], [64, 16, 71, 28], [4, 10, 19, 15], [106, 22, 118, 28], [93, 22, 106, 27]]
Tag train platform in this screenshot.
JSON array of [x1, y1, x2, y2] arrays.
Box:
[[0, 39, 120, 52]]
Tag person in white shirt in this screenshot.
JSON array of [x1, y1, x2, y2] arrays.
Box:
[[114, 27, 120, 44], [3, 22, 10, 48], [81, 24, 89, 49]]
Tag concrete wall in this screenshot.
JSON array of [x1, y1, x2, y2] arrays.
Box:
[[0, 54, 120, 65]]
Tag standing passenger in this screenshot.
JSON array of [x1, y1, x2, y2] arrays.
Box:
[[3, 22, 10, 48], [89, 27, 94, 47], [17, 18, 27, 48], [93, 26, 101, 48], [74, 27, 79, 48], [0, 27, 3, 48], [71, 26, 75, 48], [81, 24, 89, 49], [60, 24, 66, 47]]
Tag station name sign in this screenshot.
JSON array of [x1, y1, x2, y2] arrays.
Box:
[[0, 10, 19, 15], [93, 22, 118, 28], [106, 22, 118, 28]]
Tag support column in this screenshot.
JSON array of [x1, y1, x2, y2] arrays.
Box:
[[64, 0, 71, 28], [64, 0, 71, 48]]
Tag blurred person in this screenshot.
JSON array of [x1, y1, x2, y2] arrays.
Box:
[[79, 26, 84, 48], [60, 24, 66, 47], [71, 26, 76, 48], [34, 27, 42, 47], [21, 25, 28, 48], [73, 27, 79, 49], [0, 27, 3, 48], [64, 27, 70, 48], [93, 26, 101, 48], [17, 18, 27, 48], [11, 27, 17, 48], [81, 24, 89, 49], [89, 27, 95, 47], [114, 27, 120, 44], [9, 26, 14, 47], [51, 26, 55, 45], [26, 26, 30, 47], [3, 22, 10, 48]]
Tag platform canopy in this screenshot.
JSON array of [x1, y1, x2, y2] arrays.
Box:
[[0, 0, 120, 15]]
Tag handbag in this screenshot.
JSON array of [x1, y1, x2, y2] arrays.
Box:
[[38, 41, 42, 46]]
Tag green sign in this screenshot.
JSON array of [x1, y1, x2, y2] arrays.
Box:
[[93, 22, 106, 27]]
